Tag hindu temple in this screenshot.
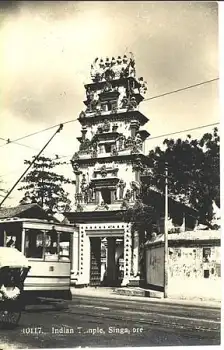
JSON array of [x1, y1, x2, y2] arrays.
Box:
[[65, 54, 150, 287]]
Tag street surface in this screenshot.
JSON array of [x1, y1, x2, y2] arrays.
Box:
[[0, 295, 221, 348]]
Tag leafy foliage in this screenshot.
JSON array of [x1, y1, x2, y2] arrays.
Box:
[[123, 199, 159, 243], [145, 128, 220, 223], [18, 156, 75, 215]]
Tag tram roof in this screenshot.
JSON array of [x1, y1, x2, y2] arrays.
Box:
[[0, 203, 51, 220], [0, 204, 75, 228], [0, 217, 75, 229]]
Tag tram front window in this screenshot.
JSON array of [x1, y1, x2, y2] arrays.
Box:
[[59, 232, 70, 261], [45, 227, 59, 261], [25, 229, 44, 259]]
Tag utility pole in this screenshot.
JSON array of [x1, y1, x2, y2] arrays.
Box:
[[164, 162, 169, 298], [0, 124, 63, 208]]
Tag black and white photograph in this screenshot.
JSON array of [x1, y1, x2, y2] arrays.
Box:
[[0, 1, 221, 348]]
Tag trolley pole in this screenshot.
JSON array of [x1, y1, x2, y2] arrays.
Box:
[[164, 162, 169, 298], [0, 124, 63, 208]]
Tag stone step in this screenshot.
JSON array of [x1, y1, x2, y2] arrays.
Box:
[[113, 287, 164, 299]]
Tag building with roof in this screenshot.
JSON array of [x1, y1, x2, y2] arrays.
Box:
[[0, 203, 53, 221], [145, 230, 221, 300]]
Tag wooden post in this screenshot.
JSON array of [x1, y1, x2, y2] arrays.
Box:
[[164, 163, 168, 298]]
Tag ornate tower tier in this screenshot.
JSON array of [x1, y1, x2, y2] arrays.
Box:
[[69, 54, 151, 287], [71, 54, 150, 212]]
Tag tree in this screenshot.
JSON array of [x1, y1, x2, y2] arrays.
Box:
[[145, 128, 220, 223], [122, 199, 160, 279], [18, 156, 75, 215], [123, 199, 159, 243]]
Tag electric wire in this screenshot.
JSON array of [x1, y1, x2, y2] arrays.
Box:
[[0, 121, 219, 180], [0, 119, 78, 148], [142, 78, 219, 103], [145, 122, 219, 141], [0, 78, 219, 181], [0, 77, 218, 149]]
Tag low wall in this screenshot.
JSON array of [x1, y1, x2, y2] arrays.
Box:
[[145, 232, 221, 300], [145, 243, 164, 289]]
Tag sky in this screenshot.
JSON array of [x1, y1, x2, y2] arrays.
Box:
[[0, 1, 219, 207]]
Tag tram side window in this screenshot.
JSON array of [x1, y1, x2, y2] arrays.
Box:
[[0, 228, 4, 246], [45, 228, 59, 261], [25, 229, 44, 259], [59, 232, 70, 261], [0, 225, 21, 250]]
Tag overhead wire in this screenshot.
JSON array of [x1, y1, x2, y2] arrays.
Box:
[[0, 118, 78, 148], [0, 77, 219, 180], [0, 77, 219, 149], [142, 78, 219, 103], [0, 119, 219, 181], [145, 122, 219, 141]]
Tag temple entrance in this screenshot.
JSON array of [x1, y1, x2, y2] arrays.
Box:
[[90, 236, 124, 287], [89, 238, 101, 286]]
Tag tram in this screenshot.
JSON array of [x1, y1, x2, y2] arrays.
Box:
[[0, 218, 74, 301]]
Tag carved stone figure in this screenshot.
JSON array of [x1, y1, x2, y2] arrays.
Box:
[[103, 81, 113, 92], [123, 55, 128, 65], [128, 53, 136, 77], [90, 57, 100, 81], [121, 97, 128, 109], [95, 201, 109, 211], [128, 96, 137, 110], [90, 99, 98, 112], [97, 125, 103, 134], [72, 152, 80, 161], [102, 120, 110, 132], [111, 145, 118, 156], [111, 57, 116, 70], [91, 150, 97, 158], [72, 162, 80, 173], [133, 157, 143, 172], [105, 57, 111, 68], [125, 136, 134, 148], [112, 56, 122, 78], [83, 189, 89, 204], [99, 144, 104, 153], [104, 68, 115, 81], [75, 193, 83, 204], [76, 203, 83, 212], [100, 165, 107, 178], [98, 59, 105, 81], [125, 189, 132, 201], [86, 87, 94, 101], [120, 67, 126, 79], [139, 81, 147, 95], [80, 174, 87, 191], [117, 134, 125, 150], [79, 111, 86, 119], [88, 187, 93, 201], [120, 199, 129, 210], [135, 133, 143, 149], [112, 123, 118, 132], [118, 179, 126, 199], [131, 144, 140, 154], [79, 138, 91, 152]]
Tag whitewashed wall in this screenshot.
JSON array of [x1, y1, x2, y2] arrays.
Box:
[[145, 245, 164, 288]]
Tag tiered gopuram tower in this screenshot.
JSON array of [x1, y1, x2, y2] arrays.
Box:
[[66, 54, 150, 287]]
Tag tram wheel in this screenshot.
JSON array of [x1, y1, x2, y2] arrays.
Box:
[[0, 300, 22, 329]]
